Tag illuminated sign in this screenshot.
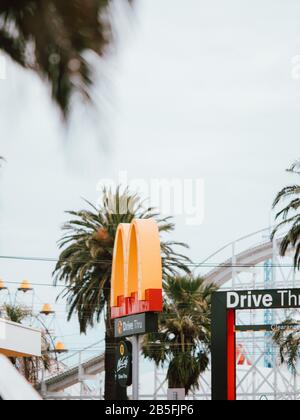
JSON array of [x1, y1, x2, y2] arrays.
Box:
[[110, 219, 163, 319]]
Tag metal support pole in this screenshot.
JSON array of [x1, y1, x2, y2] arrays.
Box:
[[41, 368, 47, 399], [154, 364, 158, 400], [79, 351, 84, 400], [131, 335, 140, 400], [232, 242, 237, 289]]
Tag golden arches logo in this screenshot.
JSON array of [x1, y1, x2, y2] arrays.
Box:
[[119, 344, 125, 357], [111, 219, 163, 319]]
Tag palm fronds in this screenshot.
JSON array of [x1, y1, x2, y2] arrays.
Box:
[[0, 1, 132, 116], [143, 276, 218, 395], [1, 304, 31, 323], [54, 186, 192, 334], [272, 161, 300, 270], [273, 320, 300, 374]]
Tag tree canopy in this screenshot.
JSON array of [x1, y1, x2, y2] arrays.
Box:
[[272, 161, 300, 270], [0, 1, 131, 116]]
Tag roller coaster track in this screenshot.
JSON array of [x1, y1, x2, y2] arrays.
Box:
[[203, 240, 275, 286]]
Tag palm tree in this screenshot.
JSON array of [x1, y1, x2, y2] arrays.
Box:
[[142, 276, 218, 395], [272, 161, 300, 270], [0, 1, 132, 116], [53, 186, 191, 400], [272, 162, 300, 373], [273, 320, 300, 374], [1, 304, 51, 385]]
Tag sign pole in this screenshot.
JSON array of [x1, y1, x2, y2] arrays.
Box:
[[131, 335, 140, 400]]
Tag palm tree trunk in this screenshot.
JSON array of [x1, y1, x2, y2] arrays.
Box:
[[104, 298, 127, 400]]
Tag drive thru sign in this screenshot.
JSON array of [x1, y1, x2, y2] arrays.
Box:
[[211, 288, 300, 400]]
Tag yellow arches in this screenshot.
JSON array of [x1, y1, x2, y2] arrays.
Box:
[[110, 219, 163, 319], [111, 223, 130, 308]]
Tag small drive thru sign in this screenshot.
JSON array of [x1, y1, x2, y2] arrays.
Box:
[[114, 313, 159, 338]]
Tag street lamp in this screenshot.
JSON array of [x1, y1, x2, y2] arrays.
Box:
[[40, 304, 55, 316], [53, 341, 68, 354], [18, 280, 33, 293]]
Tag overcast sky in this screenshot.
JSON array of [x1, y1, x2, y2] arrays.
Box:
[[0, 0, 300, 351]]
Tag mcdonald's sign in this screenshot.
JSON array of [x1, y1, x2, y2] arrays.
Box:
[[111, 219, 163, 319]]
